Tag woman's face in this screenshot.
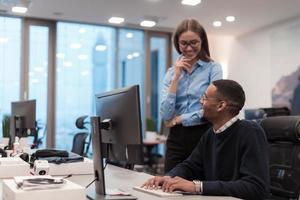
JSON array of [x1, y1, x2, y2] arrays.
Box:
[[178, 31, 201, 60]]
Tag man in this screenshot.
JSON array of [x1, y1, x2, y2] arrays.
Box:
[[143, 79, 270, 200]]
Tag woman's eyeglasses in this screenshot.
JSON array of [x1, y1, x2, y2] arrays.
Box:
[[179, 40, 200, 48]]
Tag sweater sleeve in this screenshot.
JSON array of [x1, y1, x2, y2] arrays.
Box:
[[202, 124, 270, 200]]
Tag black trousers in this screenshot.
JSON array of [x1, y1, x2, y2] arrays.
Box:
[[164, 123, 211, 173]]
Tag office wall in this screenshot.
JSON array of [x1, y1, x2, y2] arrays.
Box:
[[209, 16, 300, 114]]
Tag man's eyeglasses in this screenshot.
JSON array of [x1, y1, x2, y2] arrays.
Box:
[[200, 93, 241, 108], [179, 40, 200, 48], [200, 93, 220, 102]]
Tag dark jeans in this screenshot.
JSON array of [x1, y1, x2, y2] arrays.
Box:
[[164, 123, 211, 173]]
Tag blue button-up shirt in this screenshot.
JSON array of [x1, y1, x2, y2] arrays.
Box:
[[160, 59, 223, 126]]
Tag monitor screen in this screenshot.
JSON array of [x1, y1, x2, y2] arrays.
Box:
[[10, 99, 36, 139], [95, 85, 143, 165], [244, 109, 266, 120]]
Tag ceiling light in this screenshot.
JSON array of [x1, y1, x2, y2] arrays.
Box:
[[95, 45, 107, 51], [63, 61, 73, 67], [127, 54, 133, 59], [1, 0, 31, 13], [213, 21, 222, 27], [0, 37, 8, 43], [11, 6, 27, 13], [181, 0, 201, 6], [78, 54, 88, 60], [108, 17, 124, 24], [140, 20, 156, 27], [126, 32, 133, 38], [133, 52, 140, 57], [70, 43, 81, 49], [226, 16, 235, 22], [33, 66, 44, 72], [56, 53, 65, 59]]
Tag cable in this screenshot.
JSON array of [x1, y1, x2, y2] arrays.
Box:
[[85, 178, 96, 189], [63, 174, 72, 179]]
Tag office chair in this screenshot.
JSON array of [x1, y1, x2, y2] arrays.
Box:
[[260, 116, 300, 200], [71, 115, 91, 156], [75, 115, 89, 130], [71, 132, 88, 156]]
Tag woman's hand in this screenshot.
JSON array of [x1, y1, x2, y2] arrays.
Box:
[[165, 116, 181, 128], [172, 57, 192, 81]]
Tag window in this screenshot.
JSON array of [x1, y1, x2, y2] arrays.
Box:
[[118, 29, 145, 120], [0, 16, 21, 139], [150, 37, 167, 130], [55, 22, 116, 150], [26, 25, 50, 147]]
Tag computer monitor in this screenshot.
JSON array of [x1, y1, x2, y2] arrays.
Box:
[[244, 109, 266, 120], [9, 100, 36, 146], [87, 85, 143, 200]]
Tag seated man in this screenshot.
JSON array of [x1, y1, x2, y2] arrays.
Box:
[[142, 79, 270, 200]]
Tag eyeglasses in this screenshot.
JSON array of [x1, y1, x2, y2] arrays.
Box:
[[200, 93, 241, 108], [200, 93, 220, 102], [179, 40, 200, 48]]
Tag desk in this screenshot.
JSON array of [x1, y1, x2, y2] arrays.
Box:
[[0, 164, 239, 200], [68, 164, 239, 200]]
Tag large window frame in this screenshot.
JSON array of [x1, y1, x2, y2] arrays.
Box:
[[1, 14, 172, 149]]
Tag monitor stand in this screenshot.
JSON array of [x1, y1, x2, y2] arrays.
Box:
[[87, 117, 137, 200]]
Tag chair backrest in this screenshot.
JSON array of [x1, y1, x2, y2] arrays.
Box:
[[260, 116, 300, 199], [71, 132, 88, 156]]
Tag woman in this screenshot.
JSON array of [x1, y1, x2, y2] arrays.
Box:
[[161, 18, 223, 172]]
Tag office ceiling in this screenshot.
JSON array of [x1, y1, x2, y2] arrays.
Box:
[[1, 0, 300, 36]]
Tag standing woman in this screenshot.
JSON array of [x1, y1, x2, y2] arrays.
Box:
[[161, 19, 223, 173]]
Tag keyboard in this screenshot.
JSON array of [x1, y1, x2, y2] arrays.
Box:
[[133, 186, 183, 197]]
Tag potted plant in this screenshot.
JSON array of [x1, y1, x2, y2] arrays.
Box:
[[2, 114, 10, 145]]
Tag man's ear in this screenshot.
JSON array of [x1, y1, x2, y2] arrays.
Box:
[[217, 101, 227, 112]]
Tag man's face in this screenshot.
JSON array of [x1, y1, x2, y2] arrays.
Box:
[[200, 85, 221, 121]]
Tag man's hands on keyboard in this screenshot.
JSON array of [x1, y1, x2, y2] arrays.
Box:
[[141, 175, 196, 193]]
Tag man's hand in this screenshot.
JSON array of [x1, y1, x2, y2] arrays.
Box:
[[162, 176, 195, 193], [141, 176, 171, 189]]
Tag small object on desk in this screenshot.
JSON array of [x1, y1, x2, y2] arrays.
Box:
[[133, 186, 183, 197], [3, 175, 85, 200], [33, 160, 50, 175], [14, 175, 65, 190]]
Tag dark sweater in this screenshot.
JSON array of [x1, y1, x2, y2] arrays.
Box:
[[166, 120, 270, 200]]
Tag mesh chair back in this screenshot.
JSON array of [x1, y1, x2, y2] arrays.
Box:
[[71, 132, 88, 156]]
